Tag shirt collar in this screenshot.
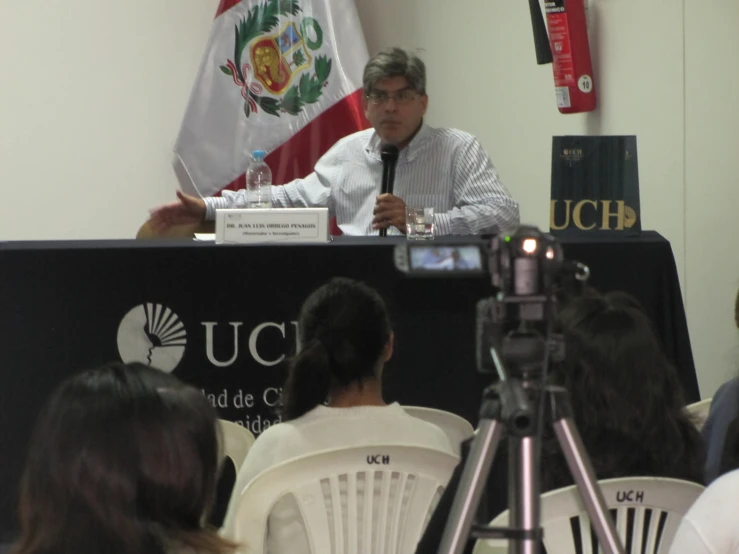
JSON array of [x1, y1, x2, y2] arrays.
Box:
[[365, 121, 432, 162]]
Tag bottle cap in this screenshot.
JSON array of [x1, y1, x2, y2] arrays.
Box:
[[252, 149, 266, 160]]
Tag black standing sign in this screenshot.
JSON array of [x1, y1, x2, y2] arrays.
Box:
[[550, 135, 642, 236]]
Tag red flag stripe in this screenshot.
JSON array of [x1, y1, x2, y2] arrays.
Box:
[[220, 89, 369, 192], [215, 0, 242, 17]]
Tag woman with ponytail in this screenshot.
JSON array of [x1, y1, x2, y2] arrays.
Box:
[[237, 277, 455, 554]]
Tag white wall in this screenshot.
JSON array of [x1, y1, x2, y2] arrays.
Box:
[[1, 0, 737, 396], [685, 0, 739, 396], [0, 0, 218, 239]]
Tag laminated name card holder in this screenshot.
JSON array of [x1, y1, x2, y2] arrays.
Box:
[[215, 208, 330, 244]]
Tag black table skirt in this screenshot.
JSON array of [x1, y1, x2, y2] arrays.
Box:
[[0, 231, 696, 538]]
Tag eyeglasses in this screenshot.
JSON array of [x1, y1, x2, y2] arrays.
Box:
[[366, 89, 418, 106]]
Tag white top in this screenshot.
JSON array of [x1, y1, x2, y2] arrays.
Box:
[[668, 469, 739, 554], [238, 402, 456, 554], [205, 123, 520, 236]]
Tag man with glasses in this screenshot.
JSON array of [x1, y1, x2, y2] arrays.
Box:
[[151, 47, 519, 236]]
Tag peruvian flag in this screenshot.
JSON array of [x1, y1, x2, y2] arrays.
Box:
[[173, 0, 370, 197]]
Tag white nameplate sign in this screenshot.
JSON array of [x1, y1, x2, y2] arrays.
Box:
[[215, 208, 329, 244]]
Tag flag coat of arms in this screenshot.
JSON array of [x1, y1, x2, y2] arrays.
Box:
[[173, 0, 370, 197]]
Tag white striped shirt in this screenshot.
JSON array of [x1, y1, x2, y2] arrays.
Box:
[[204, 123, 520, 235]]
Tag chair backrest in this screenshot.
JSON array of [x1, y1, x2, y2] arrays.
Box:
[[218, 419, 256, 470], [473, 477, 704, 554], [685, 397, 712, 430], [222, 444, 459, 554], [403, 406, 475, 456]]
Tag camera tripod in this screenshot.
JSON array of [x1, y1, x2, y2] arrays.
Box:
[[437, 332, 626, 554]]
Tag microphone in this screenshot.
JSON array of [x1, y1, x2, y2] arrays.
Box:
[[379, 144, 399, 237]]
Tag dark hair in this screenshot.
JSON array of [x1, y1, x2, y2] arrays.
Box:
[[363, 47, 426, 96], [719, 415, 739, 476], [543, 291, 704, 488], [280, 278, 392, 421], [715, 285, 739, 477], [12, 362, 235, 554]]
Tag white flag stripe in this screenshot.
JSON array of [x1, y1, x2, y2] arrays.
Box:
[[174, 0, 368, 197]]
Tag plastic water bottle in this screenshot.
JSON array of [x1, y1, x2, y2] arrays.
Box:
[[246, 150, 272, 209]]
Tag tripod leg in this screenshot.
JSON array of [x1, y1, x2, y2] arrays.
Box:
[[549, 388, 625, 554], [508, 435, 540, 554], [438, 417, 506, 554]]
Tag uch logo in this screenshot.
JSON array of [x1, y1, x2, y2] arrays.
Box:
[[550, 199, 638, 231], [117, 303, 187, 373], [615, 490, 645, 503], [367, 455, 390, 465]]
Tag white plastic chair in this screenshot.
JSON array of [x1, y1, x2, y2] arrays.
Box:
[[684, 398, 712, 430], [473, 477, 704, 554], [222, 444, 459, 554], [218, 419, 256, 470], [403, 406, 475, 456]]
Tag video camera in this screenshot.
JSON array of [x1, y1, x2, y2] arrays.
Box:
[[394, 225, 589, 377]]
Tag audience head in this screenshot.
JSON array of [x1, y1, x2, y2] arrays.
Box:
[[13, 362, 233, 554], [715, 284, 739, 477], [546, 291, 703, 485], [362, 47, 428, 148], [281, 277, 393, 420]]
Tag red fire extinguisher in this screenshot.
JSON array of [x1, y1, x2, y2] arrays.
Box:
[[544, 0, 596, 113]]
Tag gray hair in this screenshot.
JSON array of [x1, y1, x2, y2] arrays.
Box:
[[363, 47, 426, 96]]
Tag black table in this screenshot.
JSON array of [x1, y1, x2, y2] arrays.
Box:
[[0, 231, 696, 539]]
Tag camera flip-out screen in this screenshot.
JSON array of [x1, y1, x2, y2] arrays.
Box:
[[395, 244, 488, 276]]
